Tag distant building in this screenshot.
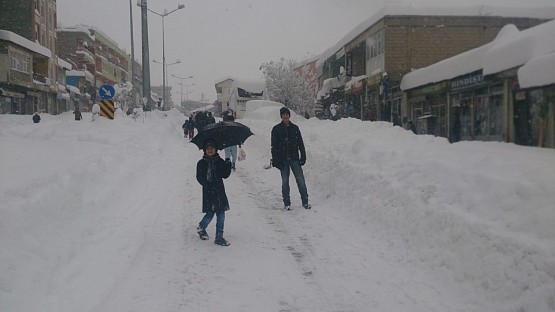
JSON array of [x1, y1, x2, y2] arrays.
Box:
[[151, 85, 174, 110], [401, 20, 555, 148], [0, 0, 65, 114], [315, 4, 553, 125], [214, 76, 265, 119]]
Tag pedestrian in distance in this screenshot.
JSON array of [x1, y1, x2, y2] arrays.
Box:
[[408, 120, 417, 134], [182, 119, 189, 138], [222, 113, 240, 171], [74, 109, 82, 121], [187, 116, 195, 140], [196, 139, 232, 246], [271, 107, 311, 210], [32, 113, 41, 124]]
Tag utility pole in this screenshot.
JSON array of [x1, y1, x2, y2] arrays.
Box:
[[138, 0, 153, 110], [129, 0, 137, 108]]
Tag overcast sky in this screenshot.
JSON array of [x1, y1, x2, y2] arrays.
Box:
[[57, 0, 385, 103]]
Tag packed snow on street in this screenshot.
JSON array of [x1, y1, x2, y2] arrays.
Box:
[[1, 108, 554, 312]]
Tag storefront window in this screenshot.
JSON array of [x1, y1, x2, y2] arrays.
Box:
[[460, 97, 472, 139], [489, 95, 502, 136], [474, 96, 487, 136]]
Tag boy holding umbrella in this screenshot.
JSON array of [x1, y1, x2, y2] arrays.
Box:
[[196, 139, 232, 246]]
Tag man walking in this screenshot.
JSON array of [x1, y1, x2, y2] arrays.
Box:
[[271, 107, 311, 210]]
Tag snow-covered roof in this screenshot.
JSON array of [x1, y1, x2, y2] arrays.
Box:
[[518, 52, 555, 88], [57, 25, 95, 40], [214, 76, 265, 93], [236, 79, 265, 93], [401, 19, 555, 90], [0, 30, 52, 58], [483, 19, 555, 75], [316, 1, 555, 68], [214, 76, 235, 85]]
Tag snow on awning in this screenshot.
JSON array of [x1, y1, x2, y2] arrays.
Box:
[[345, 75, 367, 90], [0, 30, 52, 58], [57, 92, 70, 101], [67, 85, 81, 95], [483, 20, 555, 76], [57, 57, 72, 70], [518, 52, 555, 88]]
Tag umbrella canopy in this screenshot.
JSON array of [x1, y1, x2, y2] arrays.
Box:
[[191, 121, 254, 150]]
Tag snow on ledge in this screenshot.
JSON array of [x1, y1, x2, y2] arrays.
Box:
[[0, 30, 51, 58]]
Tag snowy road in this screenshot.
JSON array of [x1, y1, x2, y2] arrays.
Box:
[[94, 125, 467, 312], [1, 110, 554, 312]]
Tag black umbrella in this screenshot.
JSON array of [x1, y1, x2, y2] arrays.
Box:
[[191, 121, 254, 150]]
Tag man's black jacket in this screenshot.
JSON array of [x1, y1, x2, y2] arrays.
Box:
[[271, 121, 306, 165]]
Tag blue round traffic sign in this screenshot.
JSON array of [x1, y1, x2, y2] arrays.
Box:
[[99, 84, 115, 100]]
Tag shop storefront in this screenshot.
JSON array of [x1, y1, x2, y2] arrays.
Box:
[[0, 88, 25, 114], [448, 71, 503, 142], [406, 82, 448, 137], [345, 75, 366, 119]]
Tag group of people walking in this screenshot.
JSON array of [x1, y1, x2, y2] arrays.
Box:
[[193, 107, 310, 247]]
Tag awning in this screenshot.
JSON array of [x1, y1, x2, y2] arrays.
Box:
[[345, 75, 367, 94], [67, 85, 81, 95], [57, 92, 70, 100], [0, 88, 25, 98]]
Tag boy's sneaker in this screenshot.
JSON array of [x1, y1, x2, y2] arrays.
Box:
[[284, 205, 291, 211], [197, 227, 209, 240], [303, 203, 312, 209], [214, 237, 230, 246]]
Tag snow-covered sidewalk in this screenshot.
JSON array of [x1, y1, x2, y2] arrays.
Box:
[[1, 109, 554, 312]]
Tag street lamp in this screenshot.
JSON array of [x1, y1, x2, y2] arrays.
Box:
[[153, 58, 180, 108], [172, 74, 193, 106], [145, 3, 185, 109]]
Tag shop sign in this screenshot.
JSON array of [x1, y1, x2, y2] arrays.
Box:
[[420, 82, 446, 95], [449, 71, 486, 92]]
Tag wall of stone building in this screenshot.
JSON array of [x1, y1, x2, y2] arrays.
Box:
[[384, 16, 548, 84], [0, 0, 33, 40]]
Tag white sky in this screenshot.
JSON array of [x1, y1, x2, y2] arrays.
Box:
[[56, 0, 555, 103], [1, 107, 554, 311], [57, 0, 385, 103]]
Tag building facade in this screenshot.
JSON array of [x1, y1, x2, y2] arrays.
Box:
[[316, 8, 549, 129], [0, 0, 63, 114], [401, 20, 555, 148]]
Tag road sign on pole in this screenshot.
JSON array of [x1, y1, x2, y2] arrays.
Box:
[[100, 100, 115, 119], [99, 84, 115, 100]]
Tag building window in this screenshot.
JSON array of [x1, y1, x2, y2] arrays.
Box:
[[366, 30, 384, 60], [10, 52, 30, 73]]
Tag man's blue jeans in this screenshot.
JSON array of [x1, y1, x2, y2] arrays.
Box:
[[224, 145, 238, 164], [199, 211, 225, 238], [280, 159, 308, 207]]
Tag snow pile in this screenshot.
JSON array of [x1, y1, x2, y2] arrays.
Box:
[[1, 111, 554, 311]]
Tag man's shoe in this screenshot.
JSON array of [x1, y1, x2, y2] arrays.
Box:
[[284, 205, 291, 211], [303, 203, 312, 209], [214, 237, 230, 246], [197, 227, 209, 240]]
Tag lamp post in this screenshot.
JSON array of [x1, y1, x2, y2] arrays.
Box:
[[172, 74, 193, 107], [146, 4, 185, 109], [153, 59, 180, 109], [136, 0, 153, 110]]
